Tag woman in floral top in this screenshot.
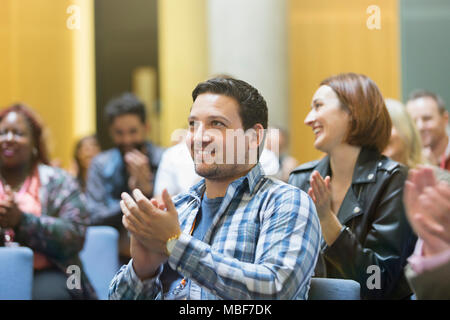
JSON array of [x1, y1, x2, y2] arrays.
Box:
[[0, 103, 96, 299]]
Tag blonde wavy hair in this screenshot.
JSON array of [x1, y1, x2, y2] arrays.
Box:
[[385, 98, 424, 168]]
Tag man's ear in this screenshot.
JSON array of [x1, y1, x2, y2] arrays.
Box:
[[249, 123, 265, 149]]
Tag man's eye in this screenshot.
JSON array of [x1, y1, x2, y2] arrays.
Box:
[[212, 121, 224, 127]]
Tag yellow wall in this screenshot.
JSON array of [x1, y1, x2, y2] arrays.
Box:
[[0, 0, 96, 168], [72, 0, 96, 144], [288, 0, 401, 164], [158, 0, 209, 147]]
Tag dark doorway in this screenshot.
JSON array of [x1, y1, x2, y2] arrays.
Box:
[[94, 0, 159, 150]]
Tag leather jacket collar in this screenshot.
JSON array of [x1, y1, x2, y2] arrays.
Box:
[[310, 147, 381, 185]]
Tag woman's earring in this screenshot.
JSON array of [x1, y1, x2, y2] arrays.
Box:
[[32, 147, 38, 157]]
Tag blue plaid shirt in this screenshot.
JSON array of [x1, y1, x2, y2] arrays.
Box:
[[109, 163, 321, 300]]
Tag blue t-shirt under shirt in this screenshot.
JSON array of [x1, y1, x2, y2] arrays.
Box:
[[161, 193, 223, 299], [192, 194, 223, 241]]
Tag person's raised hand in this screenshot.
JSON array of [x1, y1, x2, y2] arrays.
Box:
[[308, 171, 333, 220], [404, 166, 450, 256]]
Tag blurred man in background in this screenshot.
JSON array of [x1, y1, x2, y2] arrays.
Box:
[[406, 90, 449, 170], [85, 93, 163, 264]]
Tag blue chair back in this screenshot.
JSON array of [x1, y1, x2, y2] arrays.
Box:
[[80, 226, 120, 300], [308, 278, 361, 300], [0, 247, 34, 300]]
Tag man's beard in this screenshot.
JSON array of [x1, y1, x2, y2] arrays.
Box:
[[194, 163, 220, 178], [190, 141, 254, 180], [194, 162, 242, 181]]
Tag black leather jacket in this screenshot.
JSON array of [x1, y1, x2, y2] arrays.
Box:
[[288, 147, 416, 299]]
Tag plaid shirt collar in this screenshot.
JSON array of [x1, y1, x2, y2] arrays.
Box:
[[186, 162, 265, 201]]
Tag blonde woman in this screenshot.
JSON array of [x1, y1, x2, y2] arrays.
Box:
[[383, 98, 424, 168], [383, 98, 450, 184]]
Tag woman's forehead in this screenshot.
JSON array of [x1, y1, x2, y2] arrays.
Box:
[[1, 111, 31, 130], [313, 85, 338, 100]]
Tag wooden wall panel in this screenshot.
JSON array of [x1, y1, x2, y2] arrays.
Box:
[[0, 0, 95, 167], [288, 0, 400, 163]]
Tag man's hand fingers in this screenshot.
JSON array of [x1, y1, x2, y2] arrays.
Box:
[[121, 192, 137, 209], [131, 149, 148, 162], [121, 192, 149, 224], [126, 150, 149, 167], [151, 198, 166, 211], [133, 189, 159, 215], [124, 153, 140, 173], [162, 189, 177, 215], [122, 215, 139, 234], [120, 200, 143, 228]]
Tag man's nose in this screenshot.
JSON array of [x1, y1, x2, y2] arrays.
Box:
[[193, 124, 211, 145]]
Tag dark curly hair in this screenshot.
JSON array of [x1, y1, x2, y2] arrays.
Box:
[[0, 103, 50, 165]]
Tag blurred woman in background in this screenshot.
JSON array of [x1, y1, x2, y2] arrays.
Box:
[[0, 103, 96, 299], [72, 135, 100, 192], [383, 98, 424, 168], [289, 73, 416, 299], [383, 98, 449, 183]]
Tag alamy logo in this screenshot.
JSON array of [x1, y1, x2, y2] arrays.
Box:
[[366, 265, 381, 290], [366, 5, 381, 30], [66, 265, 81, 290], [66, 5, 81, 30]]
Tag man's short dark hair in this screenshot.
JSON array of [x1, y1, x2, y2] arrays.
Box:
[[407, 89, 447, 114], [105, 93, 147, 124], [192, 77, 268, 130]]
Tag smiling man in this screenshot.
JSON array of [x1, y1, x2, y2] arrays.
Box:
[[406, 90, 449, 170], [109, 77, 321, 300]]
